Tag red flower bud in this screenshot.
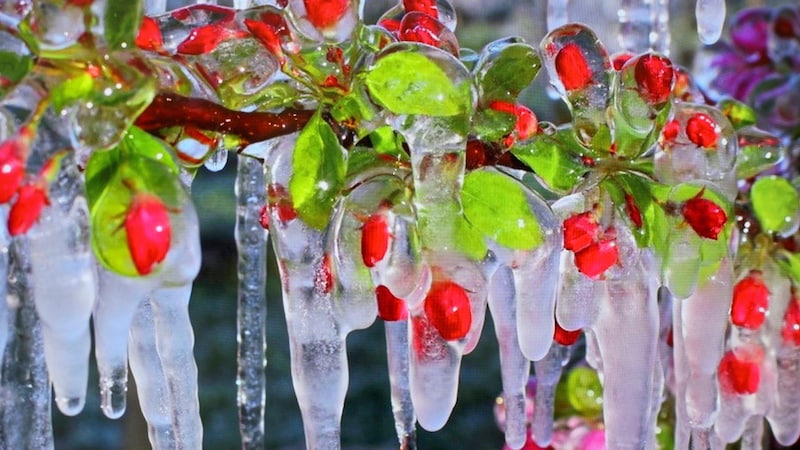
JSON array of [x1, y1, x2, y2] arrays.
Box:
[[125, 193, 171, 275], [718, 349, 761, 395], [624, 193, 643, 228], [782, 294, 800, 346], [403, 0, 438, 19], [682, 193, 727, 240], [424, 280, 472, 341], [731, 270, 770, 330], [553, 320, 581, 346], [574, 235, 618, 279], [685, 113, 718, 148], [303, 0, 349, 30], [0, 139, 25, 204], [361, 212, 390, 268], [8, 183, 49, 236], [562, 211, 600, 253], [634, 54, 674, 106], [376, 285, 408, 321], [135, 17, 164, 52], [555, 43, 594, 91]]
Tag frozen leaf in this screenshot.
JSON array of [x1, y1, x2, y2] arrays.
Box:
[[105, 0, 144, 50], [751, 176, 799, 235], [473, 39, 540, 102]]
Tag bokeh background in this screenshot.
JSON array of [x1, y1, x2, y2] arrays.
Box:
[[50, 0, 795, 448]]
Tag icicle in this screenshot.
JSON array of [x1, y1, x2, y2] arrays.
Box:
[[531, 344, 569, 448], [671, 291, 691, 450], [150, 284, 203, 449], [695, 0, 725, 45], [767, 346, 800, 445], [618, 0, 655, 53], [94, 267, 156, 419], [739, 416, 764, 450], [29, 156, 96, 416], [128, 297, 176, 450], [652, 0, 671, 55], [235, 155, 268, 449], [144, 0, 167, 16], [593, 228, 659, 449], [0, 206, 10, 384], [385, 320, 416, 449], [0, 239, 53, 450], [547, 0, 569, 32], [681, 258, 733, 428], [488, 265, 529, 450], [204, 146, 228, 172]]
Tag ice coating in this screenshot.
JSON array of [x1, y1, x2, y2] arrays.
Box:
[[234, 155, 268, 449], [532, 344, 570, 447], [593, 232, 659, 449], [204, 147, 228, 172], [540, 24, 612, 147], [488, 264, 529, 450], [384, 320, 416, 449], [696, 0, 726, 45]]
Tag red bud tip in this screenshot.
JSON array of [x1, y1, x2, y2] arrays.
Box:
[[8, 184, 48, 236], [555, 43, 594, 91], [376, 285, 408, 321], [125, 194, 171, 275], [731, 270, 770, 330], [424, 280, 472, 341], [682, 196, 727, 240]]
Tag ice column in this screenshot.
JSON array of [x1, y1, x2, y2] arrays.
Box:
[[0, 240, 53, 450], [385, 320, 416, 449], [696, 0, 726, 45], [532, 344, 570, 447], [235, 155, 268, 449]]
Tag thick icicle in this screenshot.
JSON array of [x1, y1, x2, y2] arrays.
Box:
[[234, 155, 268, 449], [671, 292, 691, 450], [0, 240, 53, 450], [128, 298, 176, 450], [547, 0, 569, 32], [618, 0, 654, 53], [94, 267, 157, 419], [532, 343, 570, 447], [385, 320, 416, 449], [681, 258, 733, 428], [488, 265, 529, 450], [151, 284, 203, 449], [695, 0, 726, 45], [740, 416, 764, 450], [768, 346, 800, 445], [594, 229, 659, 449], [29, 156, 96, 416]]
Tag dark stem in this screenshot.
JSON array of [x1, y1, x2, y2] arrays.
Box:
[[135, 92, 315, 145]]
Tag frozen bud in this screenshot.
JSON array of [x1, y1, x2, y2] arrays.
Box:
[[403, 0, 438, 18], [376, 285, 408, 321], [562, 211, 600, 253], [361, 212, 390, 268], [555, 42, 594, 91], [554, 320, 581, 346], [303, 0, 349, 30], [718, 349, 761, 395], [135, 17, 163, 51], [8, 183, 48, 236], [682, 193, 727, 240], [125, 193, 171, 275], [574, 234, 618, 279], [686, 113, 719, 148], [0, 139, 25, 204], [634, 54, 674, 106], [424, 280, 472, 341], [731, 270, 769, 330], [781, 293, 800, 346]]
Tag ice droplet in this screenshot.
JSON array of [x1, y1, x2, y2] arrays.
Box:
[[695, 0, 725, 45], [204, 146, 228, 172]]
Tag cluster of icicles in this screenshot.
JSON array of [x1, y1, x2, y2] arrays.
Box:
[[8, 2, 800, 450]]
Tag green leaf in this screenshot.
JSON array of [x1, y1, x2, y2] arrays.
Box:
[[751, 176, 800, 235], [105, 0, 144, 50], [51, 72, 94, 112], [777, 250, 800, 286], [330, 85, 377, 134], [368, 126, 408, 160], [735, 128, 785, 179], [471, 108, 514, 143], [461, 170, 543, 250], [473, 40, 540, 102], [511, 130, 588, 194], [719, 98, 757, 130], [364, 50, 471, 117], [454, 215, 488, 260], [0, 51, 33, 83], [289, 110, 346, 229]]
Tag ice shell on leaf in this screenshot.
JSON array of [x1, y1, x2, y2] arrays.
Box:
[[654, 103, 737, 194], [146, 4, 239, 54], [734, 126, 786, 180], [472, 37, 541, 105], [378, 0, 458, 32], [540, 24, 611, 147], [612, 53, 673, 135]]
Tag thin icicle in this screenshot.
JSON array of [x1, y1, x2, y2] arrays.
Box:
[[0, 239, 53, 450], [739, 416, 764, 450], [531, 344, 569, 447], [0, 206, 10, 384], [695, 0, 726, 45], [652, 0, 671, 55], [235, 155, 268, 449], [385, 320, 416, 449], [94, 267, 156, 419], [151, 284, 203, 449], [488, 265, 529, 450], [547, 0, 569, 32], [618, 0, 655, 53], [129, 297, 175, 450]]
